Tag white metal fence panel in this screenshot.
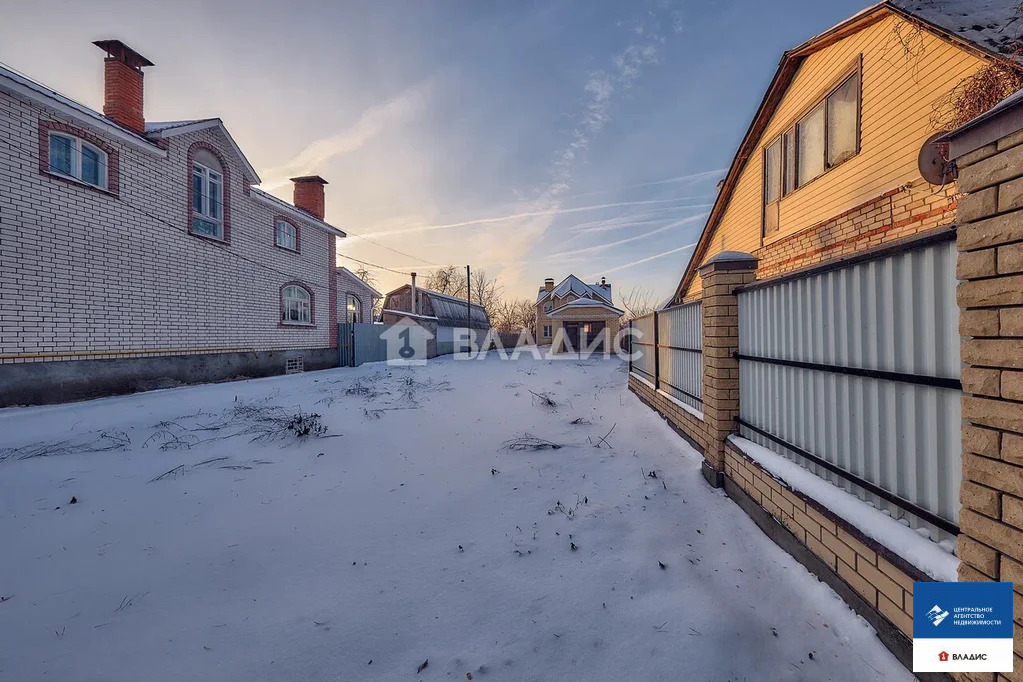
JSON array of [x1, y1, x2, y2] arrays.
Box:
[[737, 237, 961, 540], [630, 313, 656, 382], [657, 302, 703, 411]]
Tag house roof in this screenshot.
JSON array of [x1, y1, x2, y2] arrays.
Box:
[[669, 0, 1022, 304], [250, 187, 345, 237], [337, 266, 383, 298], [0, 57, 348, 237], [547, 298, 625, 318], [0, 61, 163, 155], [383, 284, 490, 329], [144, 118, 262, 184], [536, 275, 613, 305]]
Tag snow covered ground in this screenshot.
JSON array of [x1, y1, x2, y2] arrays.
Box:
[[0, 352, 913, 681]]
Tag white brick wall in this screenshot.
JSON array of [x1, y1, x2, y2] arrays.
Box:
[[0, 90, 337, 363], [335, 268, 378, 323]]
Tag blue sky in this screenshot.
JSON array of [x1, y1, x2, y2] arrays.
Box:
[[1, 0, 869, 301]]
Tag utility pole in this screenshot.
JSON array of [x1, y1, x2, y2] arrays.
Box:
[[464, 264, 471, 354]]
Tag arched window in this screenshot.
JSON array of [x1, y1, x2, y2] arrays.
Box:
[[48, 132, 108, 190], [346, 293, 361, 323], [188, 144, 230, 242], [281, 284, 312, 325], [275, 218, 298, 251], [544, 301, 553, 313]]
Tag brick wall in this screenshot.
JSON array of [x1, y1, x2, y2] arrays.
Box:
[[336, 268, 377, 324], [683, 185, 958, 302], [0, 90, 335, 364], [724, 441, 920, 640], [627, 372, 708, 452], [951, 120, 1023, 682]]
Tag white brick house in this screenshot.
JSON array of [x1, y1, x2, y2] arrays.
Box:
[[336, 267, 382, 323], [0, 40, 348, 406]]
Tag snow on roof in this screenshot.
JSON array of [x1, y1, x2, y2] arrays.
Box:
[[548, 298, 625, 317], [536, 275, 613, 305], [144, 119, 208, 133], [892, 0, 1023, 57], [381, 309, 438, 321]]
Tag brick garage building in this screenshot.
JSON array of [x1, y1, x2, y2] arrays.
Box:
[[0, 40, 348, 406]]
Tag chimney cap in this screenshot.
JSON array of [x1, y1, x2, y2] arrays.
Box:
[[544, 277, 554, 282], [290, 175, 329, 185], [93, 40, 154, 68]]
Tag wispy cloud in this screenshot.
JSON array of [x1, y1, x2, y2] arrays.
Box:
[[545, 213, 707, 260], [359, 196, 704, 238], [259, 79, 434, 190], [568, 203, 713, 235], [587, 242, 698, 278]]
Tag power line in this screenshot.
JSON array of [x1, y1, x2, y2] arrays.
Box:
[[337, 252, 450, 275]]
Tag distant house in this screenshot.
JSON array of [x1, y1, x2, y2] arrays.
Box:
[[535, 275, 623, 353], [380, 275, 490, 356], [336, 267, 382, 323]]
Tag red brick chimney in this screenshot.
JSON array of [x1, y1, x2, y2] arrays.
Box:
[[93, 40, 153, 135], [290, 176, 328, 220]]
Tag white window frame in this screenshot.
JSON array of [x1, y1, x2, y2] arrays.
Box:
[[48, 132, 107, 190], [192, 162, 224, 240], [543, 325, 552, 338], [275, 219, 297, 251], [346, 293, 361, 323], [281, 285, 312, 325]]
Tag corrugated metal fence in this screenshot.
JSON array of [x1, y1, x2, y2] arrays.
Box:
[[736, 237, 961, 539], [630, 314, 656, 382], [657, 302, 703, 411], [629, 301, 703, 412], [339, 322, 432, 366]]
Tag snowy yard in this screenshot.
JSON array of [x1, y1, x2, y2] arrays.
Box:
[[0, 352, 912, 681]]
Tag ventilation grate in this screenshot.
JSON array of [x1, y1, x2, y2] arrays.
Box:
[[285, 356, 305, 374]]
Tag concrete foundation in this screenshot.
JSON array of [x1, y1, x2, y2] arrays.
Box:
[[0, 348, 339, 407]]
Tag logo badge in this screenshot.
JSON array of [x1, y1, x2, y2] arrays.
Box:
[[913, 582, 1013, 673]]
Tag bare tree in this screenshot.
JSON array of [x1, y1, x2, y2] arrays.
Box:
[[422, 266, 503, 322], [423, 266, 466, 298], [618, 285, 659, 321], [493, 299, 537, 333], [353, 267, 377, 290]]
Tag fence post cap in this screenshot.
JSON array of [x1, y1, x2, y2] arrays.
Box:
[[699, 251, 758, 274]]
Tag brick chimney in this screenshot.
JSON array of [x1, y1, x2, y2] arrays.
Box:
[[290, 176, 328, 220], [544, 277, 555, 292], [94, 40, 152, 135]]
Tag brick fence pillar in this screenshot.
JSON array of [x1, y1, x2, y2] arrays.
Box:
[[946, 99, 1023, 679], [697, 251, 758, 488]]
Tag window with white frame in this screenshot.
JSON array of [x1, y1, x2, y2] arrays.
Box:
[[281, 284, 312, 325], [763, 68, 860, 238], [192, 162, 224, 239], [48, 133, 107, 190], [275, 219, 298, 251], [543, 325, 552, 338], [543, 301, 553, 313], [346, 293, 361, 323]]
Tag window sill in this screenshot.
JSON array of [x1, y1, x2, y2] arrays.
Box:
[[279, 322, 317, 329], [274, 243, 301, 255], [188, 228, 229, 245], [43, 170, 116, 197]]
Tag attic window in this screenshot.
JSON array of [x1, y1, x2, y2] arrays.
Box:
[[48, 133, 108, 190], [763, 67, 860, 238]]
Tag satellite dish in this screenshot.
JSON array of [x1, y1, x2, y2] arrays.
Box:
[[919, 133, 955, 185]]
